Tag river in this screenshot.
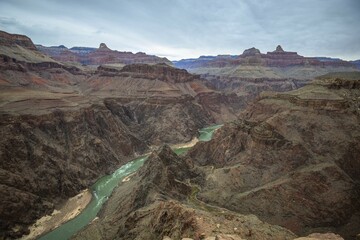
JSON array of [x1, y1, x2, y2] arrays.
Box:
[[38, 124, 222, 240]]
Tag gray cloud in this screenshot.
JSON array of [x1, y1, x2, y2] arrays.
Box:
[[0, 0, 359, 60]]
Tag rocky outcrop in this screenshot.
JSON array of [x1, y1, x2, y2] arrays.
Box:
[[98, 43, 111, 51], [188, 79, 360, 239], [274, 45, 285, 52], [0, 31, 37, 50], [264, 45, 306, 67], [241, 47, 261, 57]]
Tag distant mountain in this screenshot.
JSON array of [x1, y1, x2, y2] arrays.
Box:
[[173, 45, 359, 105], [315, 57, 342, 62], [350, 59, 360, 69], [37, 42, 172, 66], [69, 46, 97, 55], [174, 45, 356, 69]]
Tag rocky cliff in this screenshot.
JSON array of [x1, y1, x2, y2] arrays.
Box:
[[0, 107, 147, 238], [173, 46, 358, 103], [73, 145, 297, 240], [0, 31, 243, 238], [0, 31, 37, 50], [188, 75, 360, 239]]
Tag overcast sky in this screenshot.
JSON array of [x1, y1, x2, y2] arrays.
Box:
[[0, 0, 359, 60]]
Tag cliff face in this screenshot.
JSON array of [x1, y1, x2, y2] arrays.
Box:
[[0, 107, 147, 238], [73, 146, 297, 240], [0, 31, 37, 50], [188, 76, 360, 239], [0, 31, 244, 238], [0, 76, 215, 238]]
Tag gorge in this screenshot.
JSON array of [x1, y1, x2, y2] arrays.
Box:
[[0, 28, 359, 240]]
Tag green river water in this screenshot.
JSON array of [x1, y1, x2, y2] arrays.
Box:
[[39, 124, 222, 240]]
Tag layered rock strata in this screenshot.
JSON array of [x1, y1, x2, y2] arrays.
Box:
[[73, 146, 297, 240], [188, 76, 360, 239]]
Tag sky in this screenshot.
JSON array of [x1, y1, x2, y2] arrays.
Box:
[[0, 0, 359, 60]]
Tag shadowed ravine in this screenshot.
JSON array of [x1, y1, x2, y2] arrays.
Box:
[[38, 124, 222, 240]]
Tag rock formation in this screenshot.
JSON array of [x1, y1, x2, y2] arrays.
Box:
[[241, 47, 261, 57], [188, 74, 360, 240], [0, 30, 37, 50], [73, 145, 297, 240], [98, 43, 110, 51], [1, 30, 359, 240], [174, 45, 359, 107], [174, 45, 356, 69], [274, 45, 285, 52], [0, 30, 241, 238], [37, 42, 173, 65]]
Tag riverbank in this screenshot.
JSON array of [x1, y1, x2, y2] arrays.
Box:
[[20, 189, 92, 240], [170, 137, 199, 149], [33, 124, 223, 240]]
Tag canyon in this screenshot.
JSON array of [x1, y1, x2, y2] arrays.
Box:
[[72, 74, 360, 240], [0, 29, 359, 240], [0, 30, 239, 238], [174, 45, 358, 103]]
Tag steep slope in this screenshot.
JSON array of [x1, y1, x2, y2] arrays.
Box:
[[86, 63, 243, 123], [73, 145, 297, 240], [188, 74, 360, 239], [0, 31, 57, 65]]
